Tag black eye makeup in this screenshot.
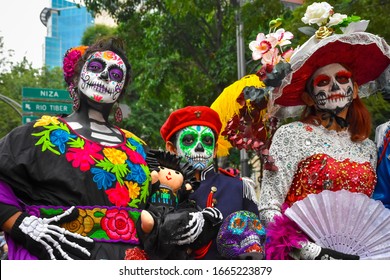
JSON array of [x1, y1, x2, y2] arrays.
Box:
[[182, 134, 195, 146]]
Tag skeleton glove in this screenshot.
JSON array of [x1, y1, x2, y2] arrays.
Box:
[[315, 247, 360, 260], [296, 241, 359, 260], [170, 207, 223, 246], [201, 207, 223, 227], [170, 211, 205, 246], [11, 206, 94, 260]]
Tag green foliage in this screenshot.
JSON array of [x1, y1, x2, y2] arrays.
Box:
[[0, 53, 65, 138], [81, 24, 117, 46], [83, 0, 292, 150], [281, 0, 390, 46], [363, 92, 390, 140]]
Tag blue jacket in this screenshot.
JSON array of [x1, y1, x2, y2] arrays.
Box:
[[189, 165, 260, 259]]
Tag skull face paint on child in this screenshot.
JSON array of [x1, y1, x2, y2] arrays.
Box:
[[310, 63, 354, 114], [175, 126, 215, 170], [78, 51, 127, 104]]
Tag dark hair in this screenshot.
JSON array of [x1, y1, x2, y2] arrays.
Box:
[[146, 149, 195, 180], [72, 36, 132, 96]]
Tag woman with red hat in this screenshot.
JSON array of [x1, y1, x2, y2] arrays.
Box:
[[257, 2, 390, 260]]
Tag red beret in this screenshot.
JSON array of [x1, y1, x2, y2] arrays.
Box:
[[160, 106, 222, 142]]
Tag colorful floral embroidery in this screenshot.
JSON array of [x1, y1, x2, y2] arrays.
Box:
[[106, 182, 131, 207], [101, 208, 137, 241], [32, 115, 150, 209], [28, 206, 141, 244]]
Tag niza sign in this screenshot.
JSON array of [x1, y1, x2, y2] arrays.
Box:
[[22, 87, 71, 101]]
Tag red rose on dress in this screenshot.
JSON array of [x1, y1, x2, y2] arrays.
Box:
[[101, 209, 137, 241]]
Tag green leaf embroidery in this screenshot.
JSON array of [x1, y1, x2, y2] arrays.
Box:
[[90, 229, 109, 240], [68, 137, 85, 148], [128, 198, 141, 208]]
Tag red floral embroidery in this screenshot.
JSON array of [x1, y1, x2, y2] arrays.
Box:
[[66, 141, 104, 171], [304, 125, 313, 132], [123, 146, 146, 165], [101, 209, 137, 241], [105, 182, 130, 207]]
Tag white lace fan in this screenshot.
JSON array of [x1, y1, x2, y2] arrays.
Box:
[[284, 189, 390, 260]]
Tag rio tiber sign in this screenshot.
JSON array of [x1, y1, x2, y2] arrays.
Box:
[[22, 87, 72, 124]]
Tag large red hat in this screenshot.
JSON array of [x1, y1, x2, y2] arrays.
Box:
[[275, 30, 390, 108], [160, 106, 222, 142]]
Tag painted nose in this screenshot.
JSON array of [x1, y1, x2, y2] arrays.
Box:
[[195, 143, 204, 152], [331, 78, 340, 91], [99, 70, 109, 81]]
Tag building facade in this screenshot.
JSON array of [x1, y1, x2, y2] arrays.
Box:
[[40, 0, 94, 68]]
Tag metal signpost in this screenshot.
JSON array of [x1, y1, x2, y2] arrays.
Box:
[[22, 87, 72, 124]]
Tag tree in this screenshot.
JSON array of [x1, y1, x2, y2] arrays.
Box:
[[83, 0, 288, 149], [0, 57, 65, 138], [81, 24, 117, 46]]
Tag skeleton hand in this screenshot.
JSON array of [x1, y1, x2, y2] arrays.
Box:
[[11, 206, 94, 260], [202, 207, 223, 226], [170, 211, 205, 246], [295, 241, 359, 260], [170, 208, 223, 246]]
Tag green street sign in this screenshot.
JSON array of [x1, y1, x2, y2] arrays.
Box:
[[22, 115, 40, 124], [22, 87, 71, 101], [22, 101, 73, 114]]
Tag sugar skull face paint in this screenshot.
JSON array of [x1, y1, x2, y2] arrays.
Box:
[[310, 63, 354, 114], [78, 51, 127, 104], [175, 126, 215, 170], [216, 211, 266, 259]]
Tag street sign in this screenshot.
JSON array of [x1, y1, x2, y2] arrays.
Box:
[[22, 115, 40, 124], [22, 101, 73, 114], [22, 87, 71, 101]]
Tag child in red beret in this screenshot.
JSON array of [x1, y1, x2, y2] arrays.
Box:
[[159, 106, 260, 259]]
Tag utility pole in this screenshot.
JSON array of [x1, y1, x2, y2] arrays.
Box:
[[236, 0, 250, 177]]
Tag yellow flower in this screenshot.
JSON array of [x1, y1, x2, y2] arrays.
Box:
[[121, 129, 147, 145], [61, 209, 94, 236], [103, 148, 127, 165], [103, 51, 115, 60], [125, 181, 140, 199], [34, 115, 60, 127]]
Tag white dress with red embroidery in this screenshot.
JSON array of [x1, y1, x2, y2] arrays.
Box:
[[259, 121, 377, 227]]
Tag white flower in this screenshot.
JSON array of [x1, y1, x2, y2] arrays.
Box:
[[301, 2, 333, 26], [327, 13, 347, 27]]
